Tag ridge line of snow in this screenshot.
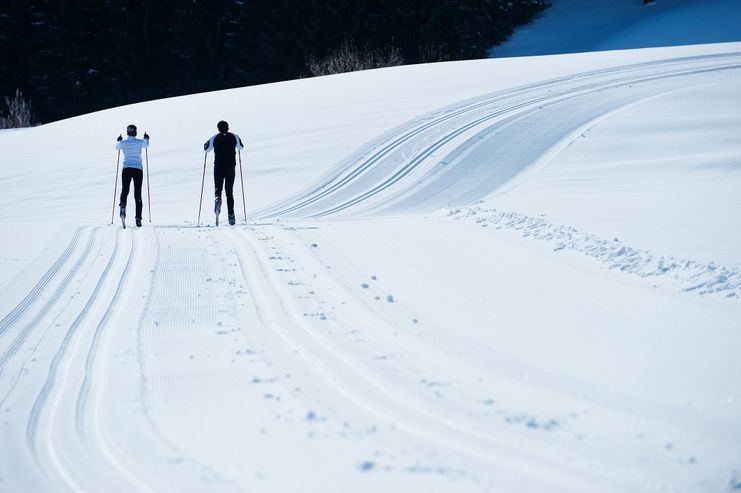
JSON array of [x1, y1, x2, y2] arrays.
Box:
[[444, 207, 740, 299]]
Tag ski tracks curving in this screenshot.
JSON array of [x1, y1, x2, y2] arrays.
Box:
[[253, 52, 741, 219], [224, 225, 657, 491]]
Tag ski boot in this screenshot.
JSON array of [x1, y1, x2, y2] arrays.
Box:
[[214, 197, 222, 226], [136, 218, 142, 228], [228, 213, 236, 226], [120, 206, 126, 229]]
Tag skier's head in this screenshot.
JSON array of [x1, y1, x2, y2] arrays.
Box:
[[126, 124, 137, 137], [217, 120, 229, 133]]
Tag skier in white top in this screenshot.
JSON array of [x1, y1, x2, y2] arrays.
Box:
[[115, 124, 149, 227]]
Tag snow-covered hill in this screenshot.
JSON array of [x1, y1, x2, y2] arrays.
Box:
[[492, 0, 741, 57], [1, 5, 741, 493]]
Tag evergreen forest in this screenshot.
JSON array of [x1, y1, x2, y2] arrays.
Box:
[[0, 0, 548, 124]]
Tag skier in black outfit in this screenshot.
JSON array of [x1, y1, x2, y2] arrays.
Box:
[[204, 120, 244, 225]]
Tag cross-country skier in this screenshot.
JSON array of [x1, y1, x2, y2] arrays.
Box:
[[116, 124, 149, 228], [204, 120, 244, 226]]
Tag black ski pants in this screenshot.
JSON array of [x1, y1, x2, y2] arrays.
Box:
[[214, 165, 236, 216], [120, 167, 143, 220]]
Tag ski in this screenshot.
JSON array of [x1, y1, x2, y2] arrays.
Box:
[[215, 197, 221, 227]]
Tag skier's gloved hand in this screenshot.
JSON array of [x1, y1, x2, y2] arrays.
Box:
[[143, 132, 150, 140], [117, 134, 123, 142], [203, 141, 209, 151]]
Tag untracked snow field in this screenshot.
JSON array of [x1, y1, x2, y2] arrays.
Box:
[[1, 34, 741, 493]]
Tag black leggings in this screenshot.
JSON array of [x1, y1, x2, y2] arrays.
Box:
[[120, 167, 143, 220], [214, 166, 236, 215]]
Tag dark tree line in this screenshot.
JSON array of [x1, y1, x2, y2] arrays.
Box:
[[0, 0, 548, 124]]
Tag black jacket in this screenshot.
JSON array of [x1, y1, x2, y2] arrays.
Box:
[[204, 132, 244, 168]]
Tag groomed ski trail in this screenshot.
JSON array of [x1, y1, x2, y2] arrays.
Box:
[[252, 52, 741, 219], [1, 48, 740, 492]]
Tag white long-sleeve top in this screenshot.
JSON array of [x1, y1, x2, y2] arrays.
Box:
[[115, 136, 149, 170]]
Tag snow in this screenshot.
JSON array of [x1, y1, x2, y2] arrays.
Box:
[[492, 0, 741, 57], [1, 2, 741, 492]]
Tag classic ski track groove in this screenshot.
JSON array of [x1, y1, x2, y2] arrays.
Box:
[[252, 52, 741, 219], [245, 225, 737, 489], [258, 225, 517, 414], [88, 230, 165, 493], [275, 225, 736, 439], [311, 61, 741, 218], [75, 230, 133, 439], [331, 65, 741, 217], [25, 228, 121, 491], [0, 227, 100, 374], [0, 229, 93, 410], [0, 227, 85, 338], [17, 228, 161, 493], [229, 227, 634, 491], [255, 54, 696, 217]]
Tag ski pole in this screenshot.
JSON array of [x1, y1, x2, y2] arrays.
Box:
[[238, 149, 247, 223], [110, 148, 121, 224], [145, 146, 152, 222], [197, 152, 207, 225]]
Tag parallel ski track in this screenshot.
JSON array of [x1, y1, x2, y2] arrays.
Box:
[[314, 62, 741, 218], [0, 228, 100, 373], [312, 60, 741, 218], [86, 229, 164, 493], [26, 229, 122, 461], [75, 231, 136, 439], [24, 229, 159, 493], [227, 227, 632, 491], [0, 227, 85, 338], [275, 224, 737, 438], [253, 52, 741, 219], [233, 224, 739, 490]]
